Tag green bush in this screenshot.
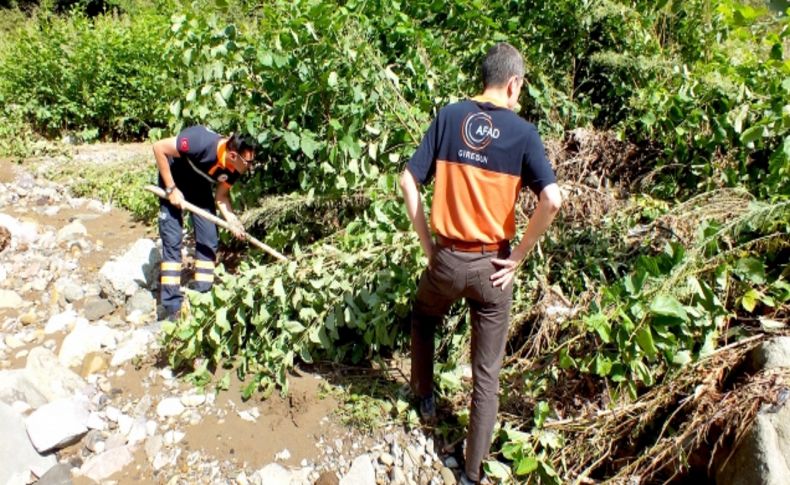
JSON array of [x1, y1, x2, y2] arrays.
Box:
[[0, 4, 175, 140]]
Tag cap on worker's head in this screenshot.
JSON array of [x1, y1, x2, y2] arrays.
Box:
[[227, 132, 257, 156]]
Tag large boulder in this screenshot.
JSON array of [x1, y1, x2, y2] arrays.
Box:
[[0, 402, 57, 485], [26, 396, 90, 453], [25, 347, 90, 402], [98, 239, 160, 304], [716, 401, 790, 485], [58, 320, 119, 368], [750, 337, 790, 371], [717, 337, 790, 485]]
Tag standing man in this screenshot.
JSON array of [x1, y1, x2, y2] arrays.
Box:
[[400, 43, 562, 484], [152, 126, 255, 321]]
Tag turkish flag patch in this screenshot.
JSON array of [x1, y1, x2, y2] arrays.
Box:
[[179, 138, 189, 152]]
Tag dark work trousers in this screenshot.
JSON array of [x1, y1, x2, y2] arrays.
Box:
[[411, 245, 513, 482], [158, 159, 218, 316]]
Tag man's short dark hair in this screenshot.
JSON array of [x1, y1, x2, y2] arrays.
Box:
[[227, 133, 256, 154], [481, 43, 525, 88]]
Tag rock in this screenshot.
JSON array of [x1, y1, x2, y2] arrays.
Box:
[[58, 280, 85, 303], [0, 225, 9, 252], [127, 418, 148, 445], [0, 289, 23, 309], [716, 398, 790, 485], [110, 328, 153, 367], [0, 213, 38, 247], [117, 413, 134, 436], [86, 412, 108, 431], [84, 429, 105, 452], [4, 334, 25, 349], [180, 393, 206, 407], [44, 311, 80, 335], [439, 467, 456, 485], [78, 444, 135, 481], [56, 220, 87, 244], [379, 452, 395, 466], [390, 467, 407, 485], [444, 457, 459, 469], [274, 448, 291, 461], [26, 396, 90, 453], [0, 402, 57, 485], [58, 320, 119, 368], [0, 369, 48, 408], [751, 337, 790, 371], [80, 352, 108, 377], [152, 447, 181, 471], [316, 471, 340, 485], [19, 312, 37, 326], [36, 463, 73, 485], [24, 347, 89, 402], [98, 239, 160, 304], [82, 296, 115, 322], [126, 289, 155, 316], [156, 397, 185, 418], [341, 454, 376, 485], [251, 463, 292, 485], [163, 430, 185, 446], [145, 435, 163, 463]]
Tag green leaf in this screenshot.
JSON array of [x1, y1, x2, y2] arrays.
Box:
[[283, 131, 300, 151], [635, 327, 658, 359], [283, 320, 305, 334], [483, 461, 510, 480], [742, 289, 759, 312], [273, 278, 286, 301], [515, 455, 538, 475], [740, 125, 763, 145], [300, 133, 321, 159], [650, 295, 689, 322], [220, 84, 233, 101], [672, 350, 692, 366], [734, 257, 766, 285], [533, 401, 550, 428]]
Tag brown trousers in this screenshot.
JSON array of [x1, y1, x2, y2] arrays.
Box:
[[411, 245, 513, 482]]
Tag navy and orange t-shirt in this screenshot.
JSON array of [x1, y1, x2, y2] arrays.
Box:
[[172, 125, 240, 188], [407, 96, 556, 244]]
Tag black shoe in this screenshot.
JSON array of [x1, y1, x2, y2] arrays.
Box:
[[419, 395, 437, 424]]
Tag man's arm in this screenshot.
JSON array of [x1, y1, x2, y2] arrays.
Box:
[[215, 183, 246, 240], [490, 183, 562, 289], [399, 168, 435, 263], [152, 137, 185, 208]]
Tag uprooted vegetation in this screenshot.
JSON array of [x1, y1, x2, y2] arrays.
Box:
[[1, 0, 788, 482]]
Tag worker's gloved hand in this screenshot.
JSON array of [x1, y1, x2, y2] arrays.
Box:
[[227, 218, 246, 240], [168, 188, 185, 208]]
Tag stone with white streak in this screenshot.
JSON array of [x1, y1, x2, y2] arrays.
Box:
[[25, 396, 90, 453], [98, 239, 160, 304], [79, 445, 135, 481], [340, 454, 376, 485], [156, 397, 185, 418], [58, 320, 119, 368]]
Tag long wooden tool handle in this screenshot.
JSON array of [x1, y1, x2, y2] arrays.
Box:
[[145, 185, 288, 262]]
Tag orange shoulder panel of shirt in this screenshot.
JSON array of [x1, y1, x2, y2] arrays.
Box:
[[209, 138, 236, 176], [430, 160, 521, 244]]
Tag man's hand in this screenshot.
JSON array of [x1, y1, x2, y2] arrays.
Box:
[[227, 217, 246, 240], [490, 248, 525, 290], [168, 188, 185, 209]]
